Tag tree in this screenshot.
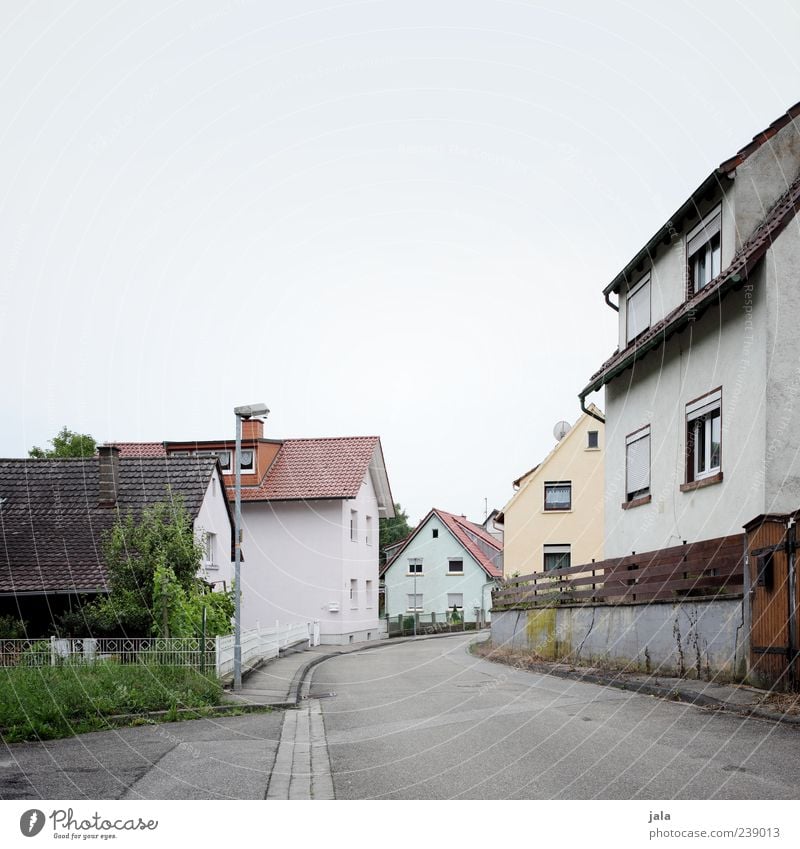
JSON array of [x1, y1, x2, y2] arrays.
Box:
[[379, 502, 413, 563], [29, 426, 97, 459], [60, 498, 233, 638]]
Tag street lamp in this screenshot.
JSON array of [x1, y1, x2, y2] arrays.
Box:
[[233, 402, 269, 690]]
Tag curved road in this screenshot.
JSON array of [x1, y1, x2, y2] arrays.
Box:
[[312, 633, 800, 800]]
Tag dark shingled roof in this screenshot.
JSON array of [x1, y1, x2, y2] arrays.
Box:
[[0, 455, 218, 595]]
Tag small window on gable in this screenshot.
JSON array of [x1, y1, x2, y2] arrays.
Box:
[[448, 559, 463, 574], [432, 528, 438, 538], [408, 558, 423, 574], [626, 274, 651, 344], [587, 430, 599, 449], [687, 206, 721, 294], [544, 481, 571, 511]]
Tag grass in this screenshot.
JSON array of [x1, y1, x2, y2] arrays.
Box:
[[0, 663, 223, 742]]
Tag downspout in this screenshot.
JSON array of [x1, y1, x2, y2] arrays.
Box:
[[580, 391, 606, 424], [604, 289, 619, 312]]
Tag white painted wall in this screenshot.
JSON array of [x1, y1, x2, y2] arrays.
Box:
[[238, 470, 382, 644], [193, 468, 235, 591]]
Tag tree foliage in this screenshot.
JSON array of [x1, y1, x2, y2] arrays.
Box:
[[379, 503, 413, 563], [29, 426, 97, 459], [60, 499, 233, 638]]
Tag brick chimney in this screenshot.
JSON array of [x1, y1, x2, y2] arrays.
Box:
[[242, 418, 264, 440], [98, 445, 121, 507]]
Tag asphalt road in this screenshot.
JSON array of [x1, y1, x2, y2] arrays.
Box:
[[313, 634, 800, 800], [0, 713, 284, 800]]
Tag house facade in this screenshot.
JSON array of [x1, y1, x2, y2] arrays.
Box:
[[0, 447, 233, 634], [497, 406, 604, 576], [117, 422, 395, 645], [381, 508, 502, 624], [579, 102, 800, 558]]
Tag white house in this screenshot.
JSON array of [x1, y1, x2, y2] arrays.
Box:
[[117, 422, 395, 645], [381, 508, 503, 624], [579, 101, 800, 557]]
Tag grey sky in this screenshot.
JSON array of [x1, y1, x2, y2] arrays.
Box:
[[1, 0, 798, 525]]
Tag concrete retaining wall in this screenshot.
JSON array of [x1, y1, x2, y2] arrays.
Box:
[[491, 598, 747, 680]]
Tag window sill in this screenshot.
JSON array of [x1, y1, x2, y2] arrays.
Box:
[[621, 494, 652, 510], [405, 573, 423, 577], [542, 509, 573, 514], [584, 448, 601, 452], [680, 472, 723, 492], [447, 572, 464, 577]]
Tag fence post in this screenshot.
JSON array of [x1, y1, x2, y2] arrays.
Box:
[[215, 635, 221, 678], [50, 636, 56, 667]]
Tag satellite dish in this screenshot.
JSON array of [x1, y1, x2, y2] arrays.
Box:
[[553, 420, 571, 441]]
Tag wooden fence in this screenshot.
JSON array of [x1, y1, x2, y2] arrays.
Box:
[[493, 534, 745, 610]]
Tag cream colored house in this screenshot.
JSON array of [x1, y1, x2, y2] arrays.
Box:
[[498, 407, 604, 577]]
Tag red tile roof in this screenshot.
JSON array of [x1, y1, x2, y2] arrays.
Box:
[[382, 508, 503, 579], [114, 442, 167, 458], [231, 436, 380, 502]]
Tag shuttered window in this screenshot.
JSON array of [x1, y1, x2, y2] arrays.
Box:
[[687, 206, 722, 293], [626, 275, 651, 343], [626, 427, 651, 500]]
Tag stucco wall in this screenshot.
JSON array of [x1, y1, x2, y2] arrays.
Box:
[[383, 513, 496, 622], [491, 599, 747, 679], [193, 468, 235, 590], [503, 411, 604, 574], [238, 474, 381, 644], [604, 279, 767, 557]]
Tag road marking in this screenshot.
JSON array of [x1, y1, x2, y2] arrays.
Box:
[[266, 702, 334, 800]]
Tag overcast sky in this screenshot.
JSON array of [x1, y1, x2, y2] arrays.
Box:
[[0, 0, 798, 525]]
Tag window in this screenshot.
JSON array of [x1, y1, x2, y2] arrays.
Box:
[[626, 274, 650, 343], [203, 532, 217, 569], [407, 593, 423, 611], [215, 450, 231, 471], [686, 390, 721, 482], [587, 430, 599, 449], [365, 515, 373, 545], [687, 206, 721, 294], [407, 558, 423, 574], [350, 579, 358, 607], [239, 449, 255, 473], [544, 481, 572, 511], [543, 544, 571, 572], [448, 559, 464, 574], [350, 510, 358, 542], [625, 426, 651, 502], [365, 580, 374, 608], [432, 528, 438, 538], [447, 593, 463, 610]]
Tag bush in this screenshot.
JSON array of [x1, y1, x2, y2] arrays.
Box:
[[0, 615, 27, 639]]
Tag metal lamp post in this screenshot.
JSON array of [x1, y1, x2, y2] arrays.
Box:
[[233, 402, 269, 690]]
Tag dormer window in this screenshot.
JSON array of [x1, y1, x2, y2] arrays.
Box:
[[239, 449, 255, 473], [626, 274, 650, 344], [687, 205, 721, 294]]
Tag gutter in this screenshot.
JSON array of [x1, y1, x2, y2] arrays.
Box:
[[580, 396, 606, 424]]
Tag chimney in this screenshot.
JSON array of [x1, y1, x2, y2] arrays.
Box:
[[98, 445, 121, 507], [242, 418, 264, 440]]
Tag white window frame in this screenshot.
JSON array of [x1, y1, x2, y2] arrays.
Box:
[[587, 430, 599, 449], [365, 515, 373, 546], [202, 531, 218, 570], [407, 593, 423, 611], [543, 544, 571, 572], [239, 448, 255, 474], [350, 510, 358, 542], [447, 593, 464, 610], [625, 425, 651, 502], [407, 557, 423, 575], [687, 205, 721, 294], [448, 558, 464, 574], [687, 389, 722, 482], [626, 274, 651, 344], [365, 580, 374, 609], [350, 578, 358, 608]]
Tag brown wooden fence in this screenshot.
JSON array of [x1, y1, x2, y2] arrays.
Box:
[[493, 534, 745, 610]]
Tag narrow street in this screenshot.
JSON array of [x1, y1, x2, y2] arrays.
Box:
[[312, 634, 800, 800]]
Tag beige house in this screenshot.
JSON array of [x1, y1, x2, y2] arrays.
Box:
[[498, 406, 604, 577]]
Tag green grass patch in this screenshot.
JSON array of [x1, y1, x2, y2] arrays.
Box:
[[0, 664, 222, 742]]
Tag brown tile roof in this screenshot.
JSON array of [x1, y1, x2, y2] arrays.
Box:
[[114, 442, 167, 458], [381, 508, 503, 579], [582, 171, 800, 397], [229, 436, 380, 502], [0, 455, 218, 594]]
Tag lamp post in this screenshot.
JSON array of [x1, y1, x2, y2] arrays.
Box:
[[233, 402, 269, 690]]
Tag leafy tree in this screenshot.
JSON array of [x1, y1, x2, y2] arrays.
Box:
[[61, 498, 233, 638], [29, 426, 97, 459], [379, 502, 413, 563]]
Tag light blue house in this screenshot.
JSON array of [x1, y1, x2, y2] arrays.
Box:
[[380, 508, 503, 625]]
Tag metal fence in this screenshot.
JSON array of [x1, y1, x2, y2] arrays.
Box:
[[0, 621, 319, 680], [385, 612, 482, 638]]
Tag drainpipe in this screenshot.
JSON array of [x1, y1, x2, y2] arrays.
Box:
[[604, 290, 619, 312], [580, 392, 606, 424]]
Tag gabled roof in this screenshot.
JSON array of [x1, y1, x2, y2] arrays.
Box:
[[229, 437, 393, 513], [0, 455, 220, 594], [499, 405, 604, 521], [381, 508, 503, 579], [604, 101, 800, 297], [582, 173, 800, 398]]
